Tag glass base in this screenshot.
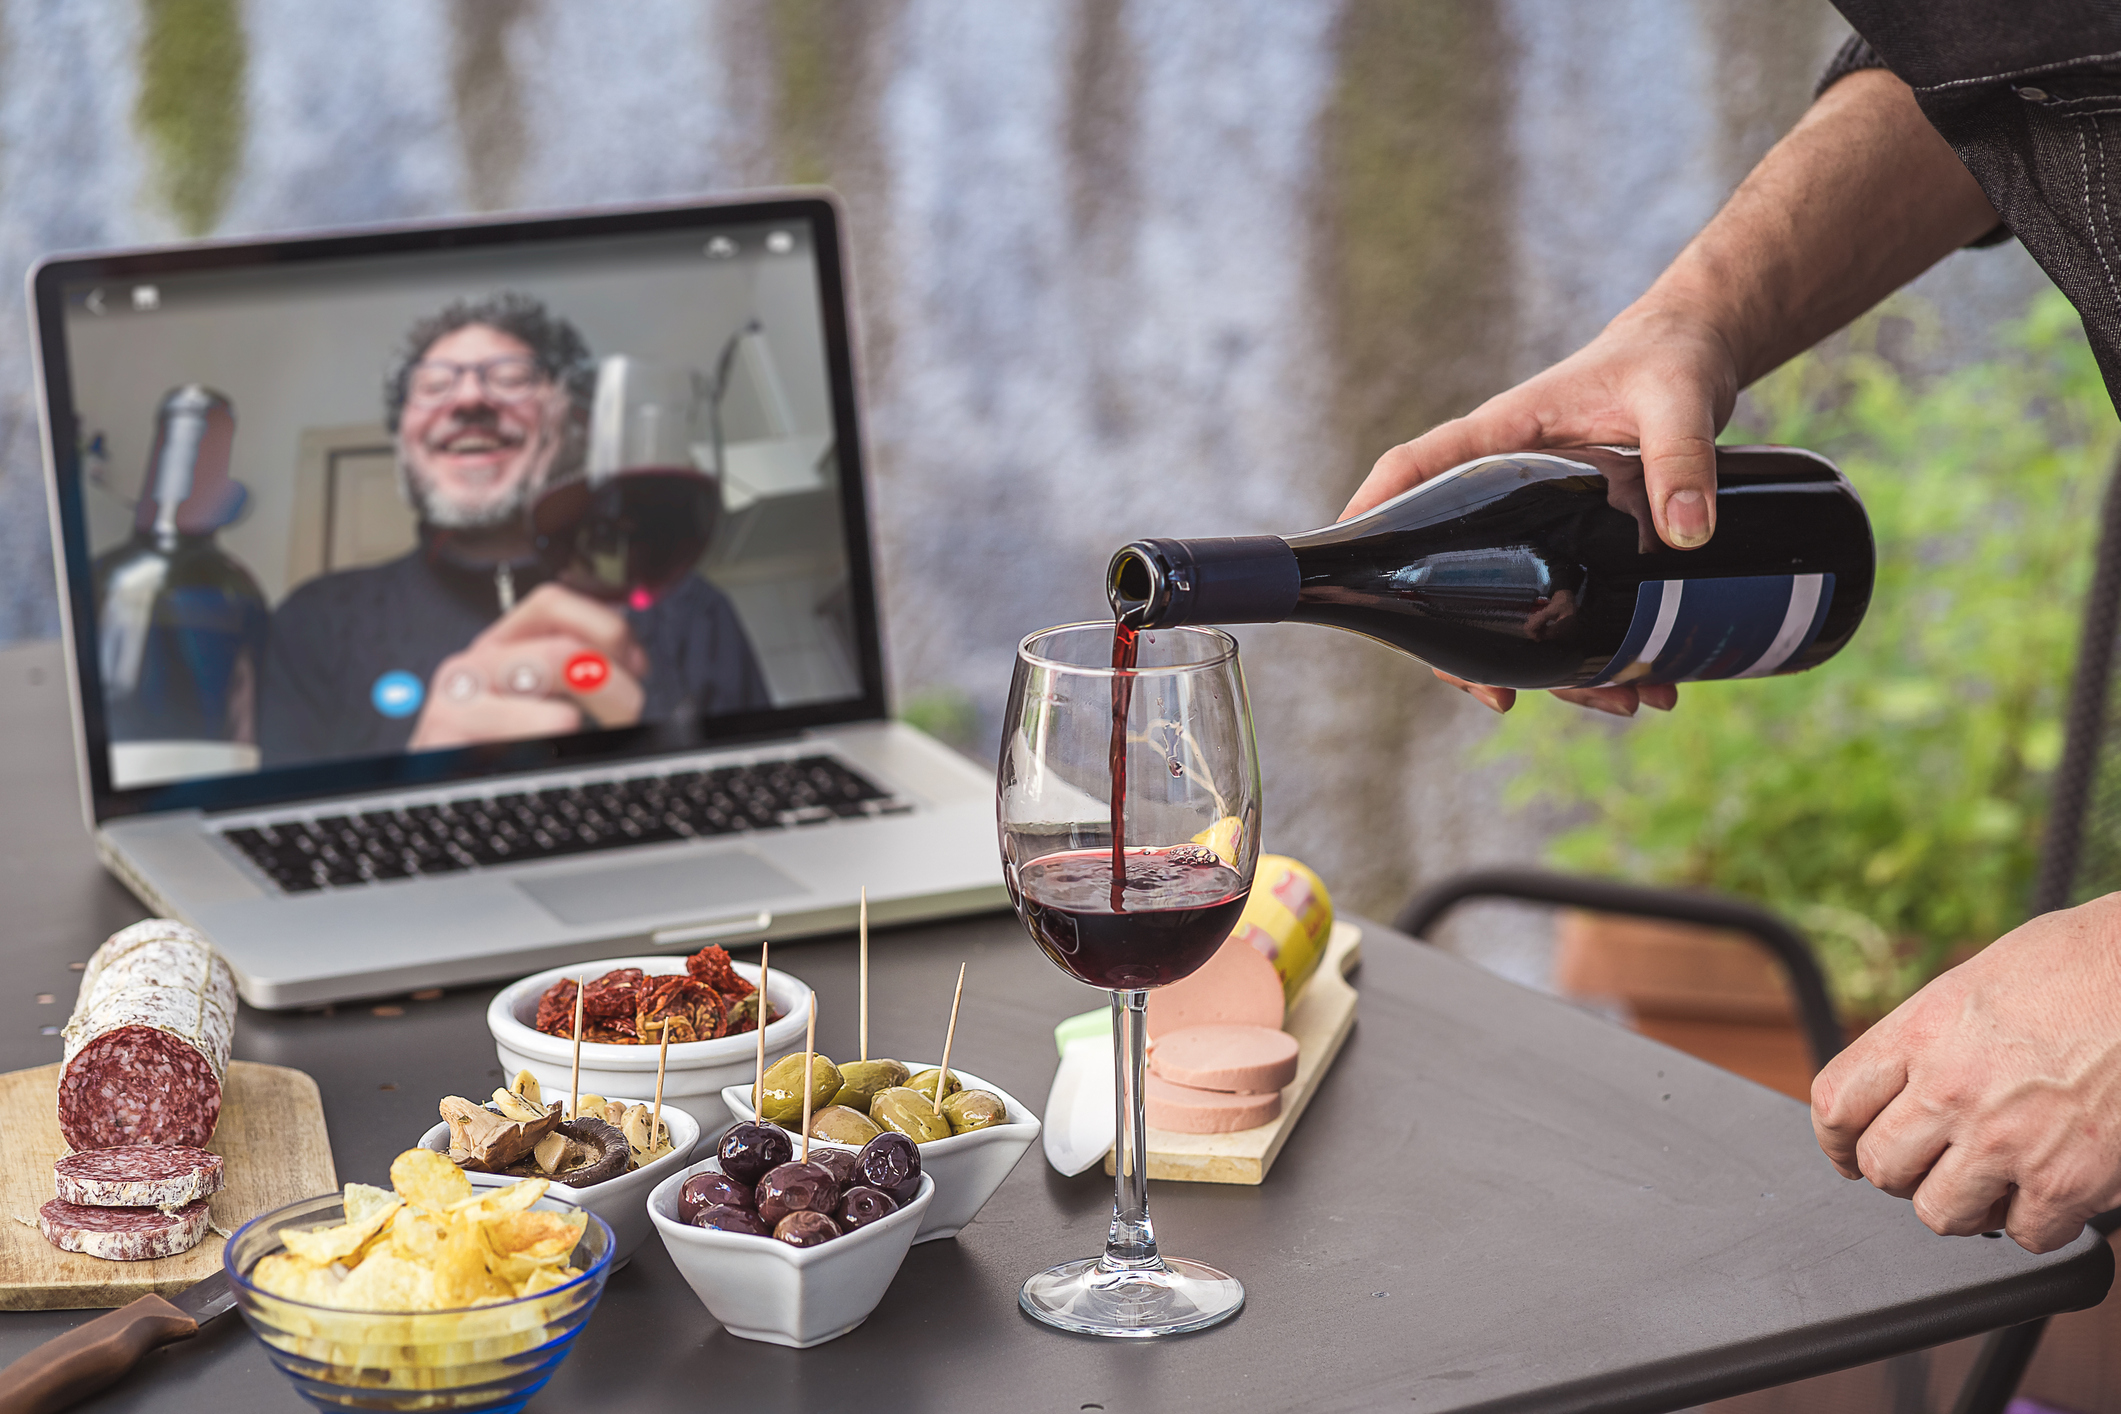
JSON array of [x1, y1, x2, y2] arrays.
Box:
[[1019, 1256, 1244, 1338]]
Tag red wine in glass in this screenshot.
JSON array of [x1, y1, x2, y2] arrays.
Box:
[[1108, 620, 1138, 908], [1012, 846, 1248, 989], [531, 466, 719, 610]]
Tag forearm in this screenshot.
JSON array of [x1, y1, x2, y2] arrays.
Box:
[[1626, 68, 1999, 386]]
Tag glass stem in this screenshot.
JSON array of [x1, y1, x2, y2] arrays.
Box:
[[1103, 988, 1161, 1271]]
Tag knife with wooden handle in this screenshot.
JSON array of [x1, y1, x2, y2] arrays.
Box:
[[0, 1271, 235, 1414]]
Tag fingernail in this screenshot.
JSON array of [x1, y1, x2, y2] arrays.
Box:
[[1664, 489, 1711, 548]]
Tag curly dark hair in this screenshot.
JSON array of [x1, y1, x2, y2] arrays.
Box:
[[383, 290, 595, 431]]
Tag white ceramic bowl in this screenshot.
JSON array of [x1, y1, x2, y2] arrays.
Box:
[[648, 1156, 932, 1348], [488, 958, 812, 1135], [418, 1097, 701, 1267], [721, 1063, 1038, 1243]]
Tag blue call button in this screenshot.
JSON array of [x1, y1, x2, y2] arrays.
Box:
[[371, 670, 425, 719]]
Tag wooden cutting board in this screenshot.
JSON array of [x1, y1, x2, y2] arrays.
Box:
[[1109, 919, 1362, 1186], [0, 1060, 336, 1310]]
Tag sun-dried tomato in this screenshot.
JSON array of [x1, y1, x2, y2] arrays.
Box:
[[534, 979, 580, 1037], [684, 945, 753, 998], [639, 974, 729, 1043], [581, 967, 645, 1021]]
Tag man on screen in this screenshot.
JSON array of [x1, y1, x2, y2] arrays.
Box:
[[257, 291, 770, 768]]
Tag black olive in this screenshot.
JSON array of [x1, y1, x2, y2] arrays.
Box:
[[773, 1210, 842, 1247], [807, 1147, 860, 1190], [696, 1204, 771, 1236], [835, 1185, 899, 1232], [719, 1121, 793, 1186], [854, 1132, 920, 1193], [679, 1170, 754, 1222], [756, 1161, 839, 1226]]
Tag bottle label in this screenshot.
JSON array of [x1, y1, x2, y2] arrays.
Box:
[[1595, 573, 1834, 684]]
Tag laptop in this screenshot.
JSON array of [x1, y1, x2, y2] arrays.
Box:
[[31, 194, 1007, 1008]]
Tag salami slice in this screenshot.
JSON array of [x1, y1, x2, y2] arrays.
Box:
[[53, 1145, 224, 1208], [38, 1198, 212, 1261], [58, 921, 236, 1151]]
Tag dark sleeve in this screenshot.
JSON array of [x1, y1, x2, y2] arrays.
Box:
[[633, 577, 774, 721], [256, 583, 350, 768], [1813, 33, 2013, 248]]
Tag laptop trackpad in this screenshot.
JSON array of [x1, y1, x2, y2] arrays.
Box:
[[516, 850, 807, 927]]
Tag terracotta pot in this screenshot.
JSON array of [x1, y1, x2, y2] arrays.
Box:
[[1555, 910, 1814, 1101]]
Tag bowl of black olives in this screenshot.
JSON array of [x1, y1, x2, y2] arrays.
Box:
[[647, 1123, 934, 1348], [722, 1062, 1038, 1243]]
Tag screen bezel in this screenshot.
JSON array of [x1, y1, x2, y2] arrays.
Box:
[[32, 194, 890, 823]]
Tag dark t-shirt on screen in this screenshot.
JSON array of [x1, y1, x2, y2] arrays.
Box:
[[257, 544, 771, 768]]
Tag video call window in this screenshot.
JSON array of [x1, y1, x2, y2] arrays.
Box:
[[56, 221, 863, 793]]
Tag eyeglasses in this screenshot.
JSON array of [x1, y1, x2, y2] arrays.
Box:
[[404, 355, 548, 406]]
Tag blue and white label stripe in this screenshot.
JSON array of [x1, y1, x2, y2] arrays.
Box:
[[1595, 573, 1835, 685]]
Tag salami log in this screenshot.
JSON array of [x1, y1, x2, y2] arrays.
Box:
[[53, 1145, 224, 1208], [38, 1198, 212, 1261], [58, 920, 236, 1151]]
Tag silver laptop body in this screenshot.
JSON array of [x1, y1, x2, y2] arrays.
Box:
[[33, 196, 1005, 1007]]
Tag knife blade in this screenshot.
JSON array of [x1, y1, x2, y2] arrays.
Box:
[[1043, 1009, 1116, 1177], [0, 1271, 235, 1414]]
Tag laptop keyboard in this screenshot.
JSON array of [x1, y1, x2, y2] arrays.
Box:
[[218, 755, 905, 894]]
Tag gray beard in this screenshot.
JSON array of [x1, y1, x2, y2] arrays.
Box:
[[400, 460, 535, 530]]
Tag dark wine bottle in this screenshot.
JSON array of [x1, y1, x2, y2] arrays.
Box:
[[1107, 445, 1873, 690], [92, 386, 269, 746]]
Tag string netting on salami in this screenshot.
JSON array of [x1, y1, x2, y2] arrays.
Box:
[[57, 920, 236, 1151]]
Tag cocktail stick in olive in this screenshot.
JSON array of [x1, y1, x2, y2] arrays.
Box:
[[870, 1086, 953, 1143], [756, 1052, 842, 1126]]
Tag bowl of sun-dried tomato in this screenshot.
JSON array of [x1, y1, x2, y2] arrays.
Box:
[[488, 946, 813, 1137]]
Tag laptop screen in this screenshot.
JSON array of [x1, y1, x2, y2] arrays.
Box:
[[34, 198, 886, 819]]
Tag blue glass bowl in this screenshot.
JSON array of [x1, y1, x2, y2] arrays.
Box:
[[225, 1191, 614, 1414]]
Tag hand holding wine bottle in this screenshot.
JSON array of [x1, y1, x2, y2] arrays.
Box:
[[408, 583, 649, 750], [1340, 305, 1740, 718]]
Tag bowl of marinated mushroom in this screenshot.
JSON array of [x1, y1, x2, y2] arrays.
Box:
[[419, 1069, 700, 1266]]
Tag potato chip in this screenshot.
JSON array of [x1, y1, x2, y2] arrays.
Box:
[[387, 1207, 453, 1264], [342, 1182, 397, 1225], [433, 1223, 512, 1308], [516, 1264, 581, 1296], [483, 1208, 587, 1261], [251, 1251, 345, 1307], [280, 1196, 402, 1267], [331, 1248, 436, 1311], [447, 1177, 548, 1223], [391, 1147, 474, 1212]]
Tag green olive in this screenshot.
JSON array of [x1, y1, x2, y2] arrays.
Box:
[[941, 1089, 1007, 1135], [869, 1086, 952, 1144], [808, 1104, 883, 1146], [755, 1052, 842, 1127], [829, 1058, 911, 1114], [905, 1067, 963, 1106]]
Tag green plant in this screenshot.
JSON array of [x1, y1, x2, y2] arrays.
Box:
[[1489, 289, 2118, 1016]]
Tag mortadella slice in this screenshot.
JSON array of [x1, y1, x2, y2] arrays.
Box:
[[1145, 932, 1284, 1039], [1149, 1024, 1299, 1095], [1143, 1073, 1282, 1134]]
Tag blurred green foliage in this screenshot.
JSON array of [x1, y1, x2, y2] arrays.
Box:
[[135, 0, 247, 237], [1490, 289, 2117, 1015]]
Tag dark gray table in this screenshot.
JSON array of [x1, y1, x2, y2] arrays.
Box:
[[0, 639, 2108, 1414]]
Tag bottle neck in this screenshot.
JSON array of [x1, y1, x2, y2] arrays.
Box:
[[1107, 536, 1300, 628]]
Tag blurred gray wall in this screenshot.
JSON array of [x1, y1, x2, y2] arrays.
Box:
[[0, 0, 2052, 972]]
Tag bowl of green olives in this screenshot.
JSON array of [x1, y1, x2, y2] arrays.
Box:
[[721, 1060, 1039, 1243], [648, 1145, 933, 1348]]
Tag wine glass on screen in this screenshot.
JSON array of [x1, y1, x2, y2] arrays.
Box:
[[532, 356, 720, 610], [999, 621, 1259, 1337]]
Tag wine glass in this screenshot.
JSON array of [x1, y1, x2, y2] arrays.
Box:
[[531, 355, 720, 610], [999, 621, 1261, 1337]]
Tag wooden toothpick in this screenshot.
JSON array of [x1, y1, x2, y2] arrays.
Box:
[[650, 1017, 671, 1158], [933, 962, 966, 1113], [569, 975, 585, 1121], [799, 1000, 818, 1165], [753, 939, 771, 1119], [859, 887, 870, 1063]]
